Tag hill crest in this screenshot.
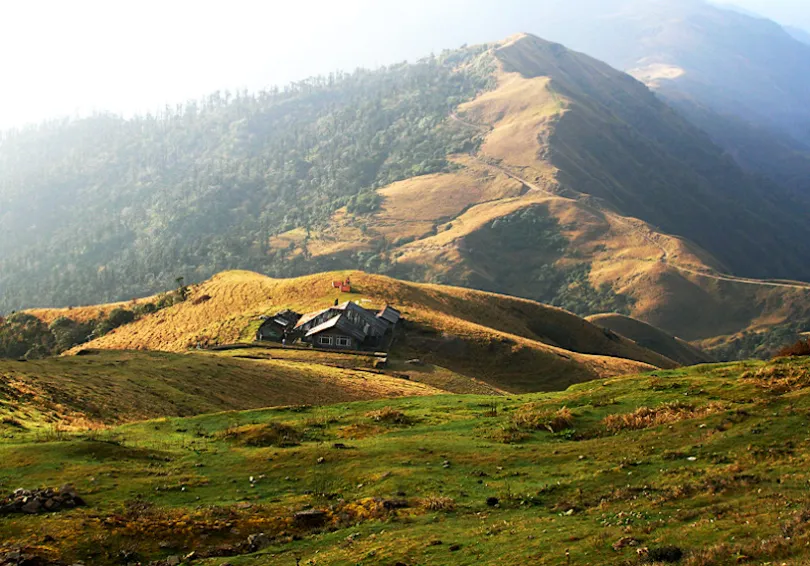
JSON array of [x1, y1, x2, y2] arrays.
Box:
[[28, 270, 676, 393]]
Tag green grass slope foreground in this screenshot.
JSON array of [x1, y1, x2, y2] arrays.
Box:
[[3, 358, 810, 564]]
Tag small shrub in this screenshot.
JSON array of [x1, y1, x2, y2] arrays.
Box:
[[419, 496, 456, 512], [602, 402, 723, 433], [365, 407, 412, 425], [337, 423, 385, 439], [742, 364, 810, 393], [511, 405, 574, 433], [488, 423, 530, 444], [221, 422, 302, 447], [777, 339, 810, 358]]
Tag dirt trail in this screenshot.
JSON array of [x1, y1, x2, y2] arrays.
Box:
[[449, 113, 810, 292]]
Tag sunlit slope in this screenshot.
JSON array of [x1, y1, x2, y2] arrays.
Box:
[[587, 313, 713, 366], [489, 33, 810, 282], [25, 296, 158, 324], [300, 170, 810, 344], [62, 270, 669, 393], [277, 34, 810, 346], [0, 350, 440, 427]]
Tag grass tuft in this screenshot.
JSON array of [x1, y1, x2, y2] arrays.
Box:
[[365, 407, 413, 425], [419, 496, 456, 512], [511, 404, 574, 433], [602, 402, 723, 433], [221, 422, 302, 447], [742, 363, 810, 393]]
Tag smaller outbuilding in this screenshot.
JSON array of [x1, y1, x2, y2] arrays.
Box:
[[256, 309, 301, 342], [377, 305, 401, 327]]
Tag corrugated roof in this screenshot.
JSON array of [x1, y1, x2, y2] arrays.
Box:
[[304, 315, 342, 337], [295, 307, 332, 329], [305, 314, 367, 341], [377, 305, 401, 324]]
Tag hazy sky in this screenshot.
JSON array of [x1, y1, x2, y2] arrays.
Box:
[[726, 0, 810, 26], [0, 0, 807, 130]]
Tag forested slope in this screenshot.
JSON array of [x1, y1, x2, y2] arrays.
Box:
[[0, 47, 495, 311]]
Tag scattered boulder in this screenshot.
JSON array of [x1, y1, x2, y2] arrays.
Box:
[[486, 497, 499, 507], [293, 508, 328, 529], [20, 499, 42, 515], [246, 533, 271, 552], [382, 499, 409, 510], [612, 537, 641, 551], [0, 550, 59, 565], [0, 486, 86, 516], [645, 546, 683, 563]]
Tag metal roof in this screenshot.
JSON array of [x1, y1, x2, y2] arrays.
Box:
[[304, 314, 367, 341], [377, 305, 401, 325], [295, 307, 332, 329]]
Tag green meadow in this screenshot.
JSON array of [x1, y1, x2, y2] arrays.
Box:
[[3, 358, 810, 565]]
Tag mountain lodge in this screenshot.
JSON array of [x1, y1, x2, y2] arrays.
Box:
[[256, 301, 401, 351]]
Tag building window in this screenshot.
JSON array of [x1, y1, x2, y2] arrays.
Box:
[[336, 337, 351, 347], [318, 336, 334, 346]]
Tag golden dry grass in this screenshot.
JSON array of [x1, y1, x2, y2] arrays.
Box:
[[60, 270, 667, 393], [0, 349, 441, 427], [511, 404, 574, 432], [372, 155, 525, 241], [602, 401, 725, 433], [458, 69, 561, 186], [25, 296, 158, 324], [741, 363, 810, 394]]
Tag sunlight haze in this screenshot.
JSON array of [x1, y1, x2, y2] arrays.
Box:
[[1, 0, 808, 130]]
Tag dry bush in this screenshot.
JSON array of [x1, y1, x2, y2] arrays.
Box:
[[777, 339, 810, 358], [365, 407, 413, 425], [742, 364, 810, 394], [511, 405, 574, 433], [489, 423, 530, 444], [220, 422, 301, 447], [418, 496, 456, 512], [602, 402, 723, 433]]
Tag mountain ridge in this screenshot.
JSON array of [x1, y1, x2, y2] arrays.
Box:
[[3, 32, 810, 360]]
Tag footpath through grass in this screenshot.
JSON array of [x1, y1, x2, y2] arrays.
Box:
[[3, 358, 810, 565]]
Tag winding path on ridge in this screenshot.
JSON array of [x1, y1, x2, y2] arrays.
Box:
[[448, 113, 810, 292]]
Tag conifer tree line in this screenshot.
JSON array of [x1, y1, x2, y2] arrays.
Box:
[[0, 46, 496, 312]]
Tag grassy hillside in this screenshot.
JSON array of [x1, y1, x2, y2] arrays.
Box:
[[4, 356, 810, 564], [587, 313, 713, 366], [39, 270, 670, 393], [0, 350, 443, 428]]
